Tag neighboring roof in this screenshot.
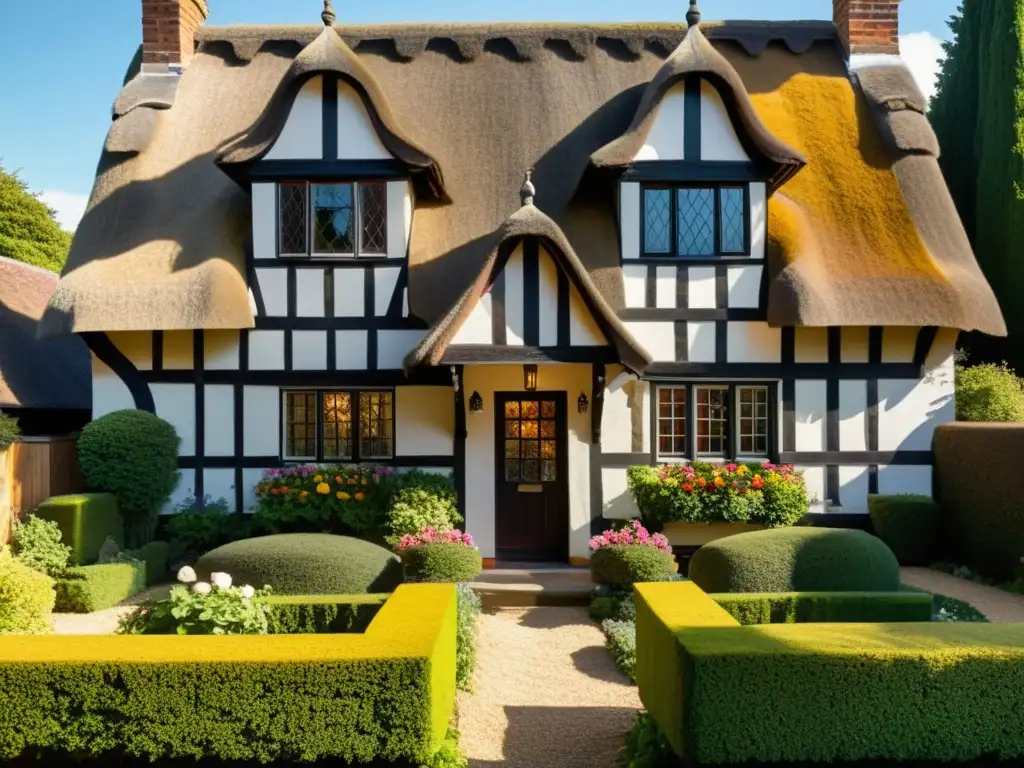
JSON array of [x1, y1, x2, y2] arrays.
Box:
[[590, 25, 807, 192], [217, 28, 447, 201], [405, 202, 652, 373], [0, 258, 90, 410], [42, 19, 1005, 340]]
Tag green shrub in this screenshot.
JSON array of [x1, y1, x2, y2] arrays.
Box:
[[955, 362, 1024, 421], [455, 583, 481, 692], [264, 594, 387, 634], [403, 542, 482, 583], [119, 579, 272, 635], [623, 712, 676, 768], [195, 533, 403, 595], [602, 618, 637, 680], [11, 515, 71, 577], [166, 495, 251, 560], [33, 493, 122, 566], [591, 546, 677, 587], [867, 493, 940, 565], [711, 591, 933, 624], [590, 593, 636, 623], [386, 487, 462, 547], [53, 562, 147, 613], [0, 584, 458, 764], [125, 540, 170, 585], [0, 550, 54, 634], [0, 411, 20, 451], [76, 410, 180, 548], [688, 527, 901, 593]]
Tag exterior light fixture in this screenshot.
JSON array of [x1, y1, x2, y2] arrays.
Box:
[[469, 391, 483, 412], [578, 392, 589, 413], [523, 364, 538, 392]]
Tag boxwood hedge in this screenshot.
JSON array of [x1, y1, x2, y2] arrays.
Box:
[[53, 562, 147, 613], [711, 591, 934, 624], [264, 594, 387, 634], [590, 546, 676, 586], [33, 493, 122, 566], [867, 493, 941, 566]]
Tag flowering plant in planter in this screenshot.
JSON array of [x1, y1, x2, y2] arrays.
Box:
[[627, 462, 808, 527], [589, 520, 677, 586], [397, 526, 474, 553], [589, 519, 672, 553], [399, 527, 481, 583]]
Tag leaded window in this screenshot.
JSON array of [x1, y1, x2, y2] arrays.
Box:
[[503, 398, 558, 483], [642, 184, 748, 257], [358, 391, 393, 459], [277, 181, 387, 258], [281, 389, 393, 461], [654, 384, 773, 461]]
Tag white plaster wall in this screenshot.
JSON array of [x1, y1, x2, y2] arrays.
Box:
[[727, 265, 761, 309], [842, 327, 871, 363], [375, 266, 401, 316], [602, 467, 640, 520], [882, 327, 918, 363], [452, 292, 492, 345], [569, 284, 607, 346], [256, 269, 288, 317], [241, 468, 267, 513], [252, 183, 277, 260], [243, 386, 280, 456], [656, 266, 676, 309], [249, 331, 285, 370], [462, 364, 594, 560], [203, 469, 236, 508], [701, 81, 750, 162], [623, 264, 646, 308], [151, 383, 196, 456], [387, 180, 413, 261], [620, 183, 641, 260], [688, 266, 717, 309], [688, 321, 716, 363], [296, 269, 325, 317], [395, 387, 454, 456], [292, 330, 327, 370], [334, 268, 365, 317], [92, 356, 134, 419], [794, 380, 826, 452], [335, 330, 368, 369], [750, 183, 767, 259], [600, 373, 634, 454], [337, 80, 392, 160], [204, 330, 240, 370], [878, 465, 932, 497], [204, 385, 234, 457], [505, 245, 525, 346], [634, 83, 685, 161], [377, 330, 426, 370], [727, 322, 781, 363], [795, 327, 829, 363], [839, 380, 868, 451], [538, 248, 560, 346], [796, 465, 825, 511], [625, 321, 675, 362], [838, 465, 870, 512], [265, 77, 322, 160]]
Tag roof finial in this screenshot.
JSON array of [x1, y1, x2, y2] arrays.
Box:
[[686, 0, 701, 28], [520, 169, 536, 207], [322, 0, 337, 27]]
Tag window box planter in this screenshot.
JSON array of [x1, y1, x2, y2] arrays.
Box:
[[661, 521, 769, 547]]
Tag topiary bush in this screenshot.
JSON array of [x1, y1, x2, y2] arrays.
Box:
[[11, 515, 71, 578], [34, 493, 122, 565], [402, 542, 482, 583], [867, 494, 941, 566], [77, 410, 180, 548], [955, 362, 1024, 422], [53, 562, 147, 613], [0, 550, 54, 634], [591, 547, 677, 586], [195, 534, 403, 596], [688, 527, 901, 594]]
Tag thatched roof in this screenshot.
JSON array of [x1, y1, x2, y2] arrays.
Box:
[[41, 19, 1005, 340], [0, 258, 90, 410]]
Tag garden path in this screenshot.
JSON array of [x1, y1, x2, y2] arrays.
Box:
[[900, 567, 1024, 622], [457, 606, 640, 768], [50, 584, 171, 635]]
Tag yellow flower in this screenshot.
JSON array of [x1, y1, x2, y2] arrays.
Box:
[[736, 466, 748, 476], [314, 474, 323, 483], [316, 482, 330, 495], [299, 491, 309, 498], [355, 492, 365, 501], [347, 477, 357, 485], [336, 491, 343, 499], [338, 492, 351, 501], [714, 476, 726, 488], [361, 479, 368, 486]]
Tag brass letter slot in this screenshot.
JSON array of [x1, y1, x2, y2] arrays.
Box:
[[517, 484, 543, 493]]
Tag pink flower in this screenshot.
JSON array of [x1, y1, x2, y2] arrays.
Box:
[[590, 520, 671, 553]]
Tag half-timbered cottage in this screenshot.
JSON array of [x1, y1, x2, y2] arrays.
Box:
[[43, 0, 1005, 564]]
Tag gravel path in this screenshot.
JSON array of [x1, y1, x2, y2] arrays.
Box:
[[50, 584, 171, 635], [901, 567, 1024, 623], [457, 607, 640, 768]]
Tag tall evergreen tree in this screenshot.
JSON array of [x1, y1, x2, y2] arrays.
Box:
[[0, 165, 71, 273], [932, 0, 1024, 368]]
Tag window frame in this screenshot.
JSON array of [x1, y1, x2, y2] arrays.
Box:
[[276, 180, 388, 259], [640, 183, 751, 258], [653, 382, 777, 463], [280, 387, 395, 463]]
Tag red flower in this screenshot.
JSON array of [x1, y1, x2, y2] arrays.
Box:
[[751, 478, 764, 490], [739, 487, 748, 494], [731, 481, 739, 488], [682, 482, 693, 492]]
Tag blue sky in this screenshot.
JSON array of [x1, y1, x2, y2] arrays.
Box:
[[0, 0, 957, 231]]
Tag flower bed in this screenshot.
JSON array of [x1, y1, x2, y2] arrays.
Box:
[[627, 462, 808, 526]]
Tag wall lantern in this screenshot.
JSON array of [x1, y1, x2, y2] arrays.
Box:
[[469, 391, 483, 412], [578, 392, 589, 413], [523, 364, 538, 392]]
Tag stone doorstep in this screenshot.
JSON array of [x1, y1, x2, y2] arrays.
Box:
[[469, 566, 594, 609]]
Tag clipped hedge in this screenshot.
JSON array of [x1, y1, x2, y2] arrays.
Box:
[[0, 551, 54, 634], [0, 584, 458, 764], [196, 533, 403, 595], [591, 546, 676, 587], [53, 562, 147, 613], [711, 591, 934, 625], [402, 543, 482, 583], [264, 594, 387, 634], [867, 493, 941, 566], [33, 493, 122, 566], [688, 527, 900, 593], [125, 541, 170, 586]]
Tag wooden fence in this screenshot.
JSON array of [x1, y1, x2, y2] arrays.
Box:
[[0, 436, 84, 545]]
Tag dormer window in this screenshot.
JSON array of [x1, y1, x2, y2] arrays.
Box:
[[642, 184, 749, 257], [278, 181, 387, 258]]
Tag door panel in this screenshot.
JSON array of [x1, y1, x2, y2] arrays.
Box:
[[494, 392, 569, 562]]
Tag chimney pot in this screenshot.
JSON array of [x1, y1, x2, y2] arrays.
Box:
[[141, 0, 209, 70], [833, 0, 901, 57]]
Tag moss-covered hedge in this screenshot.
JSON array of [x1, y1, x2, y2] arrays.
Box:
[[688, 527, 901, 593], [711, 591, 934, 624], [53, 562, 146, 613], [867, 493, 941, 566], [264, 594, 387, 634], [33, 493, 122, 566]]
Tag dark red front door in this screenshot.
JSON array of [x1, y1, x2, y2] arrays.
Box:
[[494, 392, 569, 562]]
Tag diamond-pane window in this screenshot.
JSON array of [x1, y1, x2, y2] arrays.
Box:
[[360, 182, 387, 254], [644, 188, 671, 253], [312, 183, 355, 254], [279, 183, 308, 255], [720, 187, 745, 253], [677, 188, 715, 256]]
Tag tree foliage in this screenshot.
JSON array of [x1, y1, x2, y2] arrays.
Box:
[[0, 164, 71, 273]]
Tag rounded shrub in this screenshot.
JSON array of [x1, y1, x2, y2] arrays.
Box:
[[12, 515, 71, 577], [77, 410, 181, 547], [195, 534, 403, 595], [590, 546, 677, 586], [688, 527, 901, 593], [402, 542, 482, 583], [867, 494, 941, 566], [0, 550, 55, 634], [955, 362, 1024, 422], [385, 487, 462, 548]]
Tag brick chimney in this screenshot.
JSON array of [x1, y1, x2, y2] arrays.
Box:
[[141, 0, 209, 70], [833, 0, 901, 57]]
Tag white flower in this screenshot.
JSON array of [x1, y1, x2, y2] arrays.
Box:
[[240, 585, 255, 599], [210, 572, 232, 589], [177, 566, 197, 584], [192, 581, 212, 595]]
